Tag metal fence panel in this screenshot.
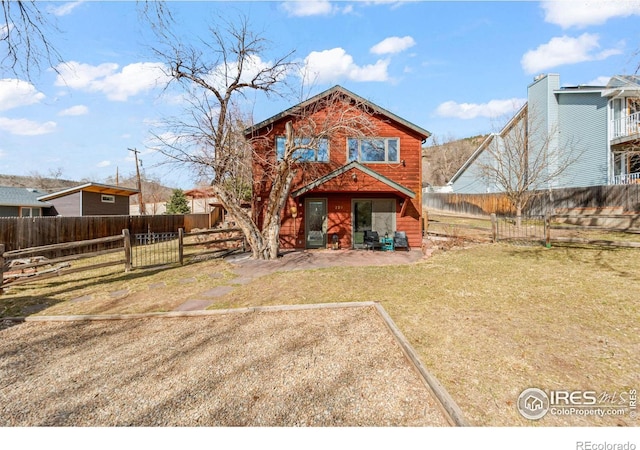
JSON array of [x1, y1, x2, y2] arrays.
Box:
[[132, 232, 180, 268]]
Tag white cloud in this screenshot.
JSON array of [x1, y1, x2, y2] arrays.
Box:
[[541, 0, 640, 28], [370, 36, 416, 55], [0, 117, 57, 135], [521, 33, 622, 74], [55, 61, 169, 101], [586, 76, 612, 86], [49, 2, 84, 17], [303, 48, 390, 83], [281, 1, 335, 16], [59, 105, 89, 116], [97, 160, 111, 168], [0, 79, 45, 111], [435, 98, 526, 120], [0, 149, 6, 158]]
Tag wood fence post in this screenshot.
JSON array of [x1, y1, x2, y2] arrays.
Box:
[[122, 229, 132, 272], [423, 209, 429, 236], [490, 213, 497, 243], [545, 215, 551, 248], [0, 244, 4, 295], [178, 228, 184, 265]]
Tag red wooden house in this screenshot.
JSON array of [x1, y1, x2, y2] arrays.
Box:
[[245, 85, 430, 250]]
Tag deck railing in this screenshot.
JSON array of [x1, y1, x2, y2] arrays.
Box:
[[611, 172, 640, 185], [610, 112, 640, 139]]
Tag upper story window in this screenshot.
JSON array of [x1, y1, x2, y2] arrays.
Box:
[[347, 137, 399, 163], [276, 136, 329, 162]]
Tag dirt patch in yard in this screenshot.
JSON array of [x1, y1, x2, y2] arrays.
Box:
[[0, 304, 453, 427]]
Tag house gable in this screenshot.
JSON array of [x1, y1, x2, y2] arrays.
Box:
[[244, 85, 430, 142], [291, 161, 416, 199], [248, 86, 427, 249]]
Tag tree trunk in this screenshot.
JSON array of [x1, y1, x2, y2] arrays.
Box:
[[516, 202, 523, 228], [210, 166, 296, 261]]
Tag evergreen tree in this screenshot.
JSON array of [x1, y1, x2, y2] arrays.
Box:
[[165, 189, 190, 214]]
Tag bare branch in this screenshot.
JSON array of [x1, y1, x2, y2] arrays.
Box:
[[475, 104, 584, 221]]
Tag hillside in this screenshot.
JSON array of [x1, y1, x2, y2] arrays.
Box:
[[422, 134, 488, 188], [0, 174, 81, 193], [0, 173, 175, 204]]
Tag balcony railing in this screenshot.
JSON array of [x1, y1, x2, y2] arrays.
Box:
[[610, 112, 640, 139], [611, 172, 640, 185]]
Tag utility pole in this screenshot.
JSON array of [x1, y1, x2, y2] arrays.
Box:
[[128, 148, 145, 215]]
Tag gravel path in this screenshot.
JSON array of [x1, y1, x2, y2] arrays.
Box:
[[0, 304, 452, 426]]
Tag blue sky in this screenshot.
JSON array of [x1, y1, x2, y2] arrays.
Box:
[[1, 0, 640, 189]]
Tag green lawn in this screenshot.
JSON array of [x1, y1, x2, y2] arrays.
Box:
[[1, 242, 638, 426]]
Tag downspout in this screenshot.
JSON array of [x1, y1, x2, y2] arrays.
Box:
[[607, 98, 612, 185]]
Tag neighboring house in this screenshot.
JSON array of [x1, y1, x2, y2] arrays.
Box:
[[602, 75, 640, 184], [245, 85, 430, 250], [130, 202, 167, 215], [450, 73, 639, 193], [0, 187, 52, 217], [38, 182, 139, 216], [183, 187, 232, 227], [184, 188, 216, 214]]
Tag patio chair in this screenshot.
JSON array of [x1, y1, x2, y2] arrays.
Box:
[[393, 231, 410, 251], [363, 230, 383, 251]]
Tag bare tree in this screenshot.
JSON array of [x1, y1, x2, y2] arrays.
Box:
[[424, 133, 485, 186], [147, 13, 377, 259], [1, 0, 62, 78], [147, 13, 296, 259], [475, 105, 582, 225], [248, 89, 379, 259]]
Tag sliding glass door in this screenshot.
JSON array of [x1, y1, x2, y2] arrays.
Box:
[[352, 199, 395, 248]]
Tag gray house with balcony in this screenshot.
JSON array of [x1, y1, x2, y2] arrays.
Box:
[[450, 73, 638, 193]]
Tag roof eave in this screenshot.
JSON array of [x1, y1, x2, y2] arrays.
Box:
[[244, 85, 430, 140], [291, 161, 416, 199]]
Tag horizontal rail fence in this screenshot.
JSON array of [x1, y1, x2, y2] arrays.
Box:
[[423, 185, 640, 217], [1, 226, 247, 293], [0, 231, 131, 294], [180, 228, 245, 264], [425, 210, 640, 249], [131, 227, 246, 268], [0, 214, 210, 254], [423, 212, 494, 243]]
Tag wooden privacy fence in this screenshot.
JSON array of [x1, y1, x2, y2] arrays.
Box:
[[1, 227, 246, 293], [0, 214, 211, 253], [423, 184, 640, 216]]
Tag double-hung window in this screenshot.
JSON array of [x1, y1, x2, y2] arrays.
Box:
[[276, 136, 329, 162], [347, 137, 399, 163]]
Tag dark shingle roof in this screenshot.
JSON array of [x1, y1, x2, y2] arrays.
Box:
[[0, 186, 52, 208]]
